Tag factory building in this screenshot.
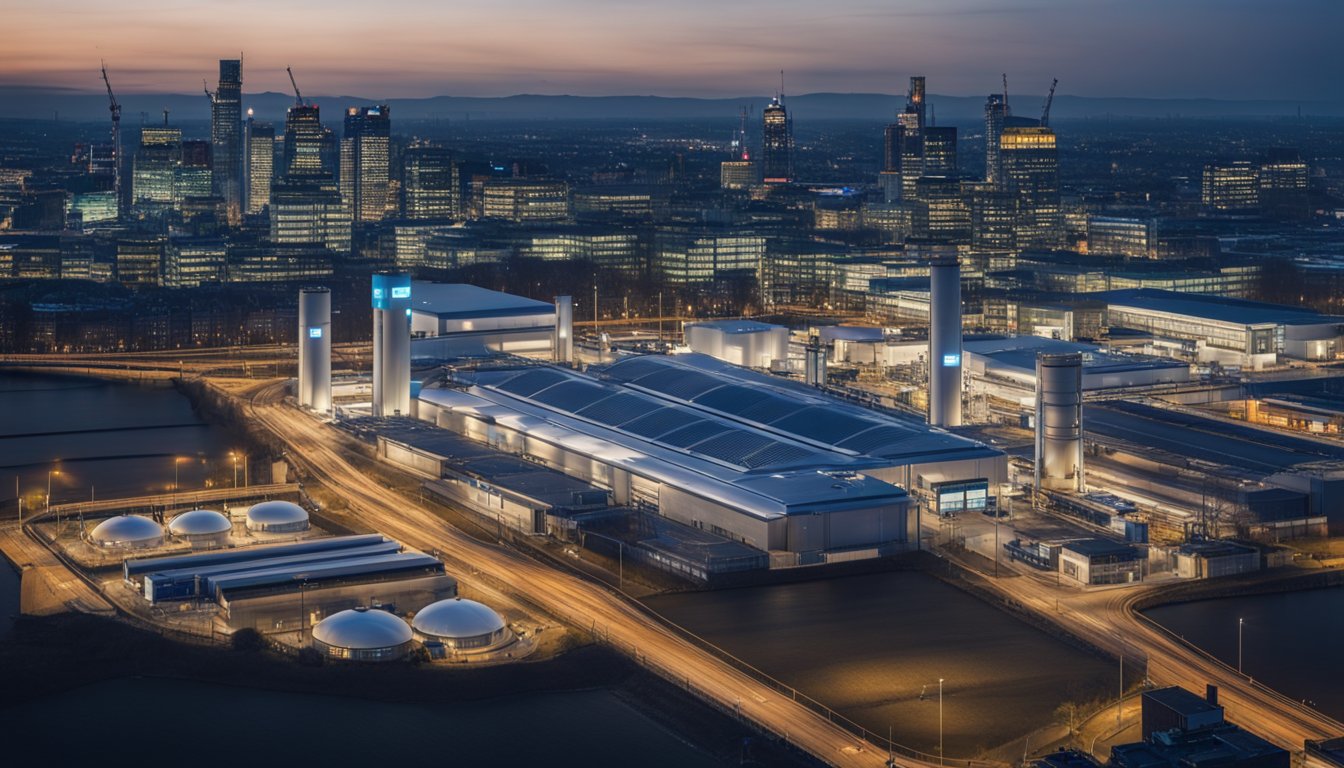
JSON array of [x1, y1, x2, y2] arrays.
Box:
[[372, 273, 413, 417], [964, 336, 1190, 403], [298, 287, 332, 414], [408, 282, 556, 360], [683, 320, 789, 369], [1166, 540, 1260, 579], [1058, 539, 1144, 585], [412, 597, 511, 653], [1101, 289, 1344, 369], [417, 352, 1003, 564], [312, 607, 414, 662], [166, 509, 232, 549], [123, 534, 456, 631], [89, 515, 164, 550], [245, 500, 310, 533], [1112, 685, 1289, 768]]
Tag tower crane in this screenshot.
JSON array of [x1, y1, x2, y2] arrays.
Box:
[[203, 79, 215, 105], [287, 66, 304, 107], [1041, 78, 1058, 127], [1002, 73, 1011, 116], [99, 62, 122, 219]]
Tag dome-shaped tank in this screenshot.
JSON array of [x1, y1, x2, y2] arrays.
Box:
[[245, 500, 310, 533], [167, 509, 232, 548], [412, 598, 511, 652], [89, 515, 164, 550], [311, 607, 413, 661]]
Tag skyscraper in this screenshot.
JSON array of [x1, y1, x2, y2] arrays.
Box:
[[175, 140, 213, 204], [282, 104, 336, 180], [340, 106, 391, 223], [244, 113, 274, 216], [879, 122, 904, 203], [984, 94, 1007, 185], [922, 126, 957, 176], [402, 145, 459, 219], [1000, 126, 1062, 250], [761, 96, 793, 184], [907, 76, 927, 136], [132, 124, 182, 205], [898, 109, 923, 200], [210, 59, 243, 224]]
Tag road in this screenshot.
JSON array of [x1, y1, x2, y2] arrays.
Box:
[[976, 552, 1343, 749], [240, 379, 922, 768]]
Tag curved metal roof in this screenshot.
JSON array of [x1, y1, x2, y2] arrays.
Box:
[[312, 608, 412, 650], [168, 509, 232, 536], [90, 515, 163, 545], [246, 500, 309, 526], [412, 598, 506, 639]]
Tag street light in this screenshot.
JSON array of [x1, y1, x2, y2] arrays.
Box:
[[230, 452, 239, 488], [1238, 617, 1244, 674], [939, 677, 944, 766]]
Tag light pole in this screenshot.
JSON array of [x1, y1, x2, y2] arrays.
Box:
[[939, 677, 944, 766], [230, 453, 238, 488], [1238, 617, 1244, 674]]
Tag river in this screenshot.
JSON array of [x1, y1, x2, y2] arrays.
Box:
[[1144, 586, 1344, 720]]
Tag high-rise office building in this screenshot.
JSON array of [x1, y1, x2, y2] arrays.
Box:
[[340, 106, 391, 223], [898, 109, 923, 200], [907, 76, 927, 136], [282, 104, 336, 180], [481, 179, 570, 222], [210, 59, 243, 223], [132, 125, 182, 205], [270, 180, 351, 253], [923, 126, 957, 176], [1087, 216, 1156, 258], [761, 96, 793, 184], [879, 122, 904, 203], [913, 176, 971, 243], [174, 140, 213, 204], [984, 94, 1007, 185], [1201, 161, 1259, 213], [402, 146, 460, 219], [1257, 150, 1309, 220], [244, 114, 274, 215], [1000, 126, 1061, 250]]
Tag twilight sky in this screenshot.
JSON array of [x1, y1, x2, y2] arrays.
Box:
[[3, 0, 1341, 99]]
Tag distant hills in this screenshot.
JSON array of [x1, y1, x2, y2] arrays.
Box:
[[2, 87, 1340, 125]]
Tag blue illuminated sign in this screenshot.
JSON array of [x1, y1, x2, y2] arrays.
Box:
[[308, 327, 323, 339], [391, 286, 411, 299], [372, 287, 385, 300], [942, 353, 961, 367]]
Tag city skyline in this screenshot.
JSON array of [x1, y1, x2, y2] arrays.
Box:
[[3, 0, 1342, 100]]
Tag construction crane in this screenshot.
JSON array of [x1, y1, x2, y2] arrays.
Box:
[[287, 66, 304, 106], [99, 62, 122, 219], [203, 79, 215, 105], [1041, 78, 1058, 127], [162, 108, 170, 127], [1002, 73, 1011, 116]]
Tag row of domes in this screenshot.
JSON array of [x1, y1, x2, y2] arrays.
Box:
[[311, 599, 511, 661], [88, 501, 310, 549]]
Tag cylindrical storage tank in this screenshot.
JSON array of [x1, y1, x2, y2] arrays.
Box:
[[89, 515, 164, 550], [298, 287, 332, 414], [244, 500, 310, 533], [554, 295, 573, 364], [167, 509, 232, 548], [412, 597, 512, 652], [928, 251, 963, 427], [1035, 352, 1084, 491], [372, 274, 412, 418], [311, 607, 414, 662]]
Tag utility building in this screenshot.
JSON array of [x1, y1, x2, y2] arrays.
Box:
[[372, 273, 412, 417], [298, 286, 332, 414]]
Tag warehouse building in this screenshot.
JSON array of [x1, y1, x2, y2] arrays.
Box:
[[1058, 538, 1144, 585], [1167, 540, 1260, 579], [417, 353, 1003, 564], [1102, 288, 1344, 369], [409, 282, 556, 359], [683, 320, 789, 369], [964, 336, 1190, 404]]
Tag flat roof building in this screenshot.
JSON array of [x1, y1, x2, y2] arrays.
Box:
[[409, 282, 556, 359]]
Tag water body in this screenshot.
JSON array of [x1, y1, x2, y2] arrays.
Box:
[[3, 676, 724, 768], [0, 372, 234, 503], [645, 570, 1115, 758], [1145, 587, 1344, 720], [0, 558, 17, 636]]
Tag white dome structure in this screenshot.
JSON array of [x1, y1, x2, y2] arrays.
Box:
[[167, 509, 232, 548], [245, 500, 310, 533], [412, 598, 512, 652], [311, 607, 413, 661], [89, 515, 164, 550]]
